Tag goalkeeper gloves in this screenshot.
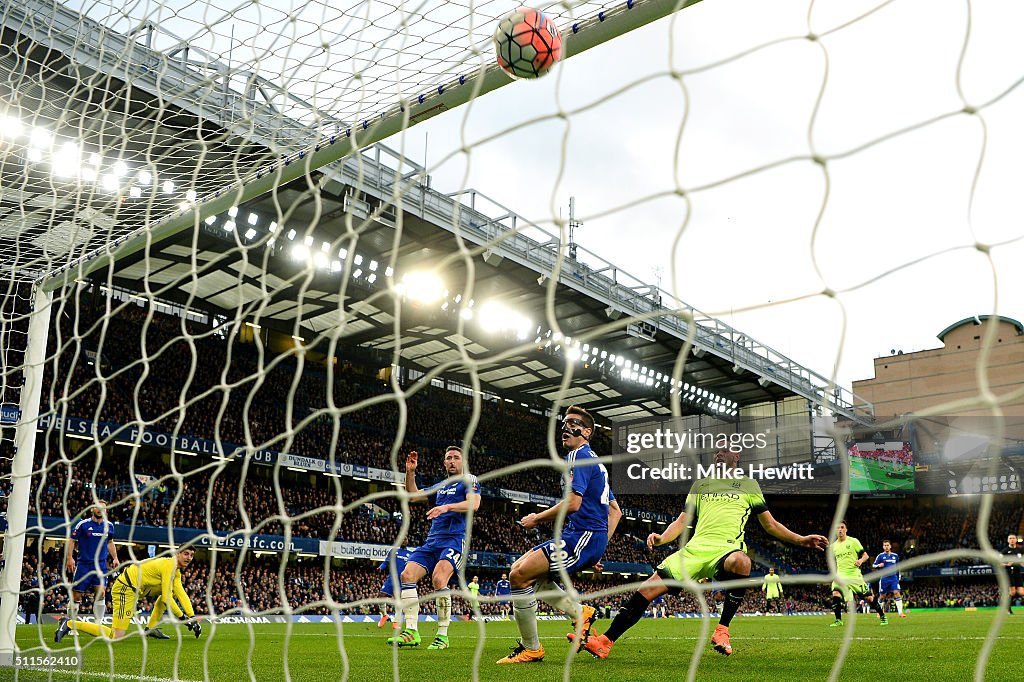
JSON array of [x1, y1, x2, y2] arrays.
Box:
[[184, 618, 202, 639]]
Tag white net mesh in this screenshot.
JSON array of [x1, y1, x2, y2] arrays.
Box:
[[1, 0, 1023, 681]]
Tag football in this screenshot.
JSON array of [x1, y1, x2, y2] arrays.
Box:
[[493, 7, 563, 80]]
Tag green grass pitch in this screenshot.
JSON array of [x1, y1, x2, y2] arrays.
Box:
[[12, 611, 1020, 681]]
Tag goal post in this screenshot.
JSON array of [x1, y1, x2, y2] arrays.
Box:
[[0, 286, 52, 662]]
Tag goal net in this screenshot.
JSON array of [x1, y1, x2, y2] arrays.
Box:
[[1, 0, 1022, 681]]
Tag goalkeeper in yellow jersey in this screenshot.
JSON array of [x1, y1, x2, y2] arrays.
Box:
[[762, 567, 784, 613], [56, 546, 201, 642]]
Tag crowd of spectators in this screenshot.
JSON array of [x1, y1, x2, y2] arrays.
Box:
[[6, 296, 1024, 623]]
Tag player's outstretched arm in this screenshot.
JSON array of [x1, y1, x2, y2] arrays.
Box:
[[519, 492, 582, 529], [647, 511, 687, 550], [426, 491, 481, 519], [756, 511, 828, 551]]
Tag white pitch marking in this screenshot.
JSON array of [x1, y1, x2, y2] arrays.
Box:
[[17, 670, 205, 682]]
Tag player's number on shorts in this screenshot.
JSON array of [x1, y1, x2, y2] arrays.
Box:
[[443, 548, 462, 566], [548, 539, 569, 568]]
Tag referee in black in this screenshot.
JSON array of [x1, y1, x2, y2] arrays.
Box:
[[1004, 533, 1024, 614]]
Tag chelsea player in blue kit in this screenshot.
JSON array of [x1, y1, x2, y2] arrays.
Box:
[[495, 573, 512, 620], [388, 446, 480, 651], [64, 502, 119, 627], [377, 547, 414, 629], [872, 540, 906, 618], [498, 406, 622, 664]]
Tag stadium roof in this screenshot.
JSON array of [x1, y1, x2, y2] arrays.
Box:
[[1, 0, 873, 424]]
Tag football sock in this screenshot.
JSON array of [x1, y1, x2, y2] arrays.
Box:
[[70, 620, 112, 639], [400, 584, 419, 631], [536, 580, 581, 622], [895, 598, 904, 615], [605, 591, 651, 642], [512, 586, 541, 650], [719, 588, 745, 628], [870, 599, 885, 617], [832, 595, 843, 621], [147, 596, 167, 629], [436, 590, 452, 637], [717, 571, 747, 628], [94, 598, 106, 624]]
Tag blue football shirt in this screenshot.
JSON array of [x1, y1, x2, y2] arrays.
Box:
[[425, 475, 480, 540], [71, 519, 114, 568], [565, 443, 611, 533]]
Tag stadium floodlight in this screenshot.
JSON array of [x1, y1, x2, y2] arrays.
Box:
[[321, 241, 330, 253], [81, 166, 97, 182], [460, 308, 473, 321], [291, 244, 309, 261], [136, 169, 152, 185], [398, 271, 445, 304], [565, 346, 581, 362], [367, 273, 377, 284], [268, 221, 278, 233], [385, 266, 394, 277], [228, 206, 238, 217], [101, 174, 119, 192], [0, 115, 22, 138], [52, 141, 80, 170], [353, 254, 363, 266], [330, 260, 342, 273], [352, 268, 362, 279], [223, 221, 235, 233], [204, 216, 217, 226], [162, 180, 175, 193], [128, 186, 142, 198], [248, 212, 259, 225], [313, 252, 328, 269], [287, 229, 297, 241], [26, 147, 42, 163], [112, 160, 128, 177], [244, 228, 257, 240], [478, 300, 532, 340], [29, 126, 51, 149], [303, 235, 314, 247]]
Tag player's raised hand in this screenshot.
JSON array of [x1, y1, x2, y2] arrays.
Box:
[[426, 504, 450, 520], [406, 451, 418, 471], [647, 532, 663, 550], [800, 534, 829, 551]]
